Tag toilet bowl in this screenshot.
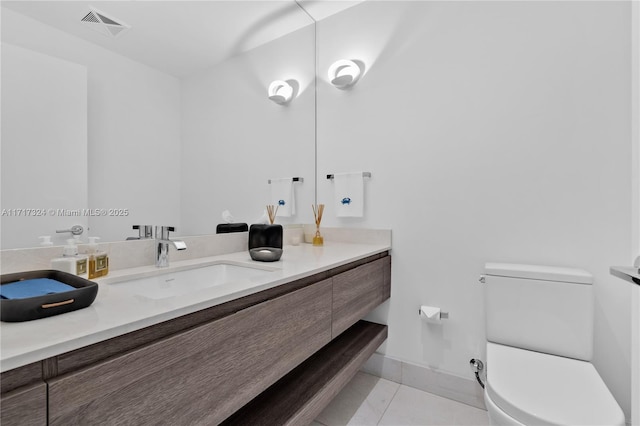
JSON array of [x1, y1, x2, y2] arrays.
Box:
[[483, 263, 625, 426], [484, 342, 625, 426]]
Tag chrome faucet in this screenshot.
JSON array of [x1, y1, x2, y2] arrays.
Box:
[[155, 226, 187, 267], [126, 225, 154, 240]]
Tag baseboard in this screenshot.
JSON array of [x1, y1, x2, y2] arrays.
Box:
[[360, 352, 486, 410]]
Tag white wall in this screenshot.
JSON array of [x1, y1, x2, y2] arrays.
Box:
[[181, 24, 315, 234], [1, 43, 88, 249], [317, 1, 633, 419], [1, 8, 181, 244]]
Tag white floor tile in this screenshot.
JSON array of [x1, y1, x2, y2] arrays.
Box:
[[315, 372, 400, 426], [378, 385, 490, 426]]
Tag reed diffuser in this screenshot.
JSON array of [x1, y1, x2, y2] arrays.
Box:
[[266, 204, 278, 225], [312, 204, 325, 246]]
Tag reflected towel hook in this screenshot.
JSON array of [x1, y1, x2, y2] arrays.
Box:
[[268, 177, 304, 184]]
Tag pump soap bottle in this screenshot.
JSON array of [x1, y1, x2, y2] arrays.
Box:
[[87, 237, 109, 279], [39, 236, 53, 246], [51, 239, 88, 277]]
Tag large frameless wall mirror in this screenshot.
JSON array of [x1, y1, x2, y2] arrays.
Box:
[[1, 1, 316, 249]]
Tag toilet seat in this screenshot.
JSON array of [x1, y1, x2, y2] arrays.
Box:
[[486, 342, 625, 426]]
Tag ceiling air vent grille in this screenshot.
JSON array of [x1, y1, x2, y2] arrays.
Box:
[[81, 11, 100, 24], [80, 7, 130, 38]]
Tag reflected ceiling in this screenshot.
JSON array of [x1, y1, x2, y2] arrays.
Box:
[[2, 0, 364, 78], [2, 1, 313, 78]]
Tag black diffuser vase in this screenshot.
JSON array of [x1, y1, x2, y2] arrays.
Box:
[[249, 224, 283, 262]]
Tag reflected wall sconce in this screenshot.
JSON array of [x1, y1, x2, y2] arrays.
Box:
[[328, 59, 362, 89], [268, 80, 294, 104]]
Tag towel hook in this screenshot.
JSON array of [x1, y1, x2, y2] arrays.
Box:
[[268, 177, 304, 184], [326, 172, 371, 180]]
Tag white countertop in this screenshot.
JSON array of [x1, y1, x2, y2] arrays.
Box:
[[0, 241, 389, 373]]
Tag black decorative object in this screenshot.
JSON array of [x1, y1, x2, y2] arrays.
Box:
[[249, 247, 283, 262], [249, 224, 283, 249], [216, 223, 248, 234], [249, 224, 283, 262]]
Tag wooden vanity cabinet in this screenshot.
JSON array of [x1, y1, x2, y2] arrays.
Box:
[[332, 256, 390, 337], [48, 279, 333, 425], [0, 362, 46, 426], [1, 383, 47, 426], [1, 252, 391, 425]]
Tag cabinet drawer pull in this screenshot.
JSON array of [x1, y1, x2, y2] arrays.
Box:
[[42, 299, 75, 309]]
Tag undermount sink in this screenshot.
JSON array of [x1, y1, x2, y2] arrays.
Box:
[[112, 263, 274, 300]]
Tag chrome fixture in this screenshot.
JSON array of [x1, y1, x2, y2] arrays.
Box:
[[469, 358, 485, 389], [155, 226, 187, 267], [267, 177, 304, 184], [127, 225, 154, 240], [326, 172, 371, 180], [56, 224, 84, 236]]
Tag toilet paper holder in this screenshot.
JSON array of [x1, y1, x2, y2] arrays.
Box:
[[418, 305, 449, 323]]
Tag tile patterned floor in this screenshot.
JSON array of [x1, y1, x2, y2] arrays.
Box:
[[313, 372, 490, 426]]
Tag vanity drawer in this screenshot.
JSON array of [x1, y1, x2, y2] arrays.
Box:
[[47, 279, 332, 425], [332, 257, 389, 337], [0, 382, 47, 426]]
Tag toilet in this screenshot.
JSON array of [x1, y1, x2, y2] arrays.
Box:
[[483, 263, 625, 426]]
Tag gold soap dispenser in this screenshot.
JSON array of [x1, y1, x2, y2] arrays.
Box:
[[87, 237, 109, 279]]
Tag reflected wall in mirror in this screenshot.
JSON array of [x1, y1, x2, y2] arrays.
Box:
[[1, 1, 316, 249]]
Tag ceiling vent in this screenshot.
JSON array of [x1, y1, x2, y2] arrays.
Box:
[[81, 7, 130, 38]]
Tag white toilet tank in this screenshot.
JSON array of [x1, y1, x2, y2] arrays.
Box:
[[484, 263, 594, 361]]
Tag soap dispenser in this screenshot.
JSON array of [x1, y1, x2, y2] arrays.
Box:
[[51, 239, 88, 277], [87, 237, 109, 279], [39, 236, 53, 246]]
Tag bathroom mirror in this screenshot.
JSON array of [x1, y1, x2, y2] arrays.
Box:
[[1, 1, 316, 249]]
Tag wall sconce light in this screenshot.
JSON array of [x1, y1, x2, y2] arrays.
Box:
[[328, 59, 362, 89], [268, 80, 294, 104]]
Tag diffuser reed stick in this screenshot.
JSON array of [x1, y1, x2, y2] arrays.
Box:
[[266, 205, 278, 225], [312, 204, 325, 246]]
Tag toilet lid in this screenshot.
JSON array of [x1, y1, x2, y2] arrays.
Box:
[[486, 343, 625, 426]]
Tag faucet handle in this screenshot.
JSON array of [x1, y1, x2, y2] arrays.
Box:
[[156, 226, 176, 240], [133, 225, 154, 239], [56, 225, 84, 236]]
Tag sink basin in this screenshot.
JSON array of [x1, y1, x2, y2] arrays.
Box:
[[112, 263, 273, 300]]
